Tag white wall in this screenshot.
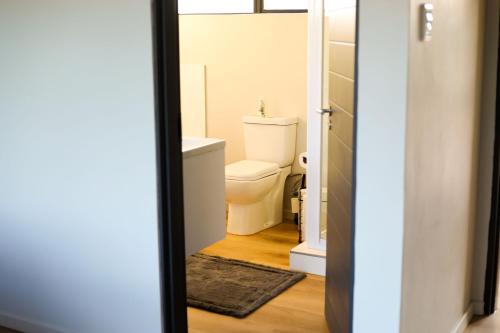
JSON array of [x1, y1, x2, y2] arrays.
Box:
[[471, 0, 500, 307], [0, 1, 162, 332], [353, 1, 409, 332], [353, 1, 497, 331], [401, 0, 486, 332]]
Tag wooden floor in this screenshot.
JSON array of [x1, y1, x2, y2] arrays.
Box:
[[200, 222, 299, 270], [190, 223, 329, 333]]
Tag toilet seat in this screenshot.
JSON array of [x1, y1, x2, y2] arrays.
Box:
[[225, 160, 279, 181]]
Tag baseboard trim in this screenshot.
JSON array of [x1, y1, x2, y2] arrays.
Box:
[[0, 311, 67, 333], [450, 303, 476, 333]]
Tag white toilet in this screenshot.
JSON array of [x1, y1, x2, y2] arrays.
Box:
[[225, 115, 298, 235]]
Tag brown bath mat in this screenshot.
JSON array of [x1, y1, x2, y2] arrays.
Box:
[[186, 253, 306, 318]]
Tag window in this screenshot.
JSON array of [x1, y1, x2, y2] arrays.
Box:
[[324, 0, 356, 12], [178, 0, 254, 14], [178, 0, 307, 15], [262, 0, 308, 12]]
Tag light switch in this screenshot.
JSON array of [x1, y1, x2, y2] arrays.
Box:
[[421, 3, 434, 41]]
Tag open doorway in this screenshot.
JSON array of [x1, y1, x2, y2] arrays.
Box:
[[167, 0, 358, 332], [177, 2, 327, 332]]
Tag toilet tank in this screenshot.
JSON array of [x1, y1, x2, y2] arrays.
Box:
[[243, 116, 298, 167]]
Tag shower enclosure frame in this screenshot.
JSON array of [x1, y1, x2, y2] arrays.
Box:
[[305, 0, 328, 251]]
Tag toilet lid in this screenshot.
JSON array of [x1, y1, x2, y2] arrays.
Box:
[[225, 160, 279, 181]]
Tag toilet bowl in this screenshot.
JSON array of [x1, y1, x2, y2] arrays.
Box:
[[226, 160, 280, 204], [225, 116, 298, 235]]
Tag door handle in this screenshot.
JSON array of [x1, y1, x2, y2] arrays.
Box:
[[317, 106, 335, 115], [317, 106, 335, 131]]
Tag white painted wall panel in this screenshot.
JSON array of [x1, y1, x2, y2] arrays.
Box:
[[0, 1, 161, 332]]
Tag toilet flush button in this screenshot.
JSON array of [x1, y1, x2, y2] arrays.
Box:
[[421, 3, 434, 41]]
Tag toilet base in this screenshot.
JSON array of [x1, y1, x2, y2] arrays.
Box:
[[227, 166, 291, 236], [227, 202, 273, 235]]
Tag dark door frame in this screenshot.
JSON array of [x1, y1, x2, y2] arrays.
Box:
[[151, 1, 188, 332], [483, 17, 500, 316], [150, 0, 358, 332]]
